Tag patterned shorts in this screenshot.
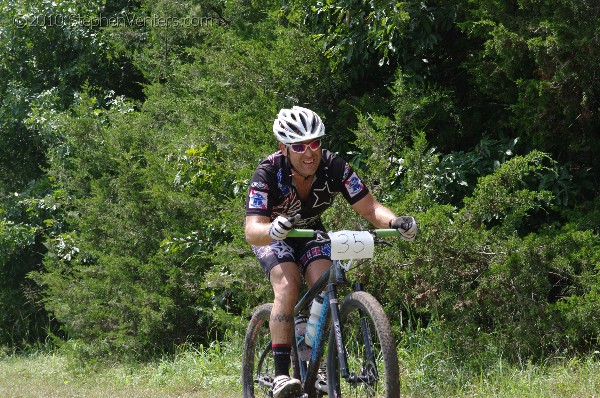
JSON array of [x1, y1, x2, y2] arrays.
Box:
[[252, 235, 332, 279]]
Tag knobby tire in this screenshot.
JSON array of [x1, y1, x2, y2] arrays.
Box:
[[327, 291, 400, 397]]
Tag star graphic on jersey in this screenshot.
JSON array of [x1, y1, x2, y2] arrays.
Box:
[[312, 181, 334, 208]]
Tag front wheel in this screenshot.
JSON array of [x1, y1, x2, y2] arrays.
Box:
[[327, 291, 400, 397]]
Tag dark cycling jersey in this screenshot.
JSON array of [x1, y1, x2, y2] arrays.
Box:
[[245, 149, 369, 228]]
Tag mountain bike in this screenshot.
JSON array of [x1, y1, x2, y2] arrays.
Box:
[[242, 228, 402, 398]]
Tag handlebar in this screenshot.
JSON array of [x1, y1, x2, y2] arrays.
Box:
[[287, 229, 401, 239]]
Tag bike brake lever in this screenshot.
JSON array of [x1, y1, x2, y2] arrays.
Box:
[[374, 238, 393, 247], [305, 231, 330, 246]]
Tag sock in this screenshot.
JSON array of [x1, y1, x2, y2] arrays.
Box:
[[272, 344, 292, 377]]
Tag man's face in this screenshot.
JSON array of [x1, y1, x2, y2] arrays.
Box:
[[279, 138, 322, 177]]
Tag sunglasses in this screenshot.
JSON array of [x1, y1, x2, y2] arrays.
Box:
[[286, 139, 322, 154]]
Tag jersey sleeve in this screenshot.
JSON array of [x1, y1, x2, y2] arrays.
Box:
[[245, 165, 274, 217], [331, 155, 370, 205]]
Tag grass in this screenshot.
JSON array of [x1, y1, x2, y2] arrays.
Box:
[[400, 353, 600, 397], [0, 338, 242, 398], [1, 331, 599, 397], [395, 322, 600, 398]]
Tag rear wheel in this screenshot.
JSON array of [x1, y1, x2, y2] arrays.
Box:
[[242, 303, 275, 398], [327, 292, 400, 397], [242, 303, 306, 397]]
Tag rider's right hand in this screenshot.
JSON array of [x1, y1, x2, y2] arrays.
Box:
[[268, 214, 301, 240]]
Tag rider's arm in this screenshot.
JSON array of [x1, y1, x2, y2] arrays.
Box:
[[245, 215, 274, 246], [351, 192, 396, 229]]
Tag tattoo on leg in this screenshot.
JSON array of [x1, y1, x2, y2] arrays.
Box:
[[270, 313, 294, 323]]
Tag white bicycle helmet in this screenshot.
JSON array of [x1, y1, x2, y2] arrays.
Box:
[[273, 106, 325, 144]]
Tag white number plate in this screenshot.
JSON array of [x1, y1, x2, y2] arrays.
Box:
[[329, 231, 374, 260]]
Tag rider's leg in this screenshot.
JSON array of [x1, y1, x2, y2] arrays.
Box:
[[269, 261, 302, 349], [252, 240, 300, 351], [304, 258, 331, 287], [269, 261, 303, 396]]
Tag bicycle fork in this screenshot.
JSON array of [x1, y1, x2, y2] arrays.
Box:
[[329, 281, 380, 385], [328, 281, 349, 379], [354, 283, 379, 383]]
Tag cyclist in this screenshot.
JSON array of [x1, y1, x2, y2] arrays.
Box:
[[245, 106, 417, 398]]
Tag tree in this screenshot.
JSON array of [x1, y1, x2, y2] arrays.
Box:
[[456, 0, 599, 190], [0, 0, 144, 348]]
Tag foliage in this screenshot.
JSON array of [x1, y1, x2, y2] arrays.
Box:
[[0, 0, 143, 190], [291, 0, 600, 185], [0, 0, 145, 348], [0, 0, 598, 366], [365, 149, 599, 359], [0, 217, 43, 346], [30, 89, 242, 355], [0, 178, 64, 347], [458, 0, 600, 185], [290, 0, 459, 80], [295, 0, 411, 69]]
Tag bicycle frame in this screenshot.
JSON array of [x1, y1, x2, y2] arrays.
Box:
[[288, 228, 401, 393], [291, 258, 349, 392]]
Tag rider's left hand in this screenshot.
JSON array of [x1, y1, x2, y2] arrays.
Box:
[[389, 216, 417, 241]]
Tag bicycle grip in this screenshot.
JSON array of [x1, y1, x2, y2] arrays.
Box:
[[287, 229, 316, 238], [374, 229, 401, 237]]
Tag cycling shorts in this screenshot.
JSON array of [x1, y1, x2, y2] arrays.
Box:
[[252, 235, 332, 279]]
